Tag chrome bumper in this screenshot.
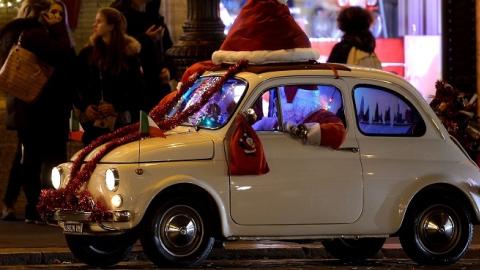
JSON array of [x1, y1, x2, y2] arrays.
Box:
[[54, 210, 132, 222]]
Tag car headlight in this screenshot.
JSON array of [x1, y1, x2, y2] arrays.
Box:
[[105, 168, 119, 191], [51, 166, 62, 190]]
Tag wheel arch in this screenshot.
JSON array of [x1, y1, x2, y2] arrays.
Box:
[[397, 183, 478, 235], [141, 183, 223, 239]]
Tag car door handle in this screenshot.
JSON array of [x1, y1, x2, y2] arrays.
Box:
[[337, 147, 359, 153]]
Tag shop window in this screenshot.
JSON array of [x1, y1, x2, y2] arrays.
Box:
[[220, 0, 442, 102]]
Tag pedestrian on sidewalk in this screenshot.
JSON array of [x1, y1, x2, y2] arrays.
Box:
[[111, 0, 174, 111], [74, 7, 145, 145], [327, 6, 381, 69], [0, 0, 76, 223]]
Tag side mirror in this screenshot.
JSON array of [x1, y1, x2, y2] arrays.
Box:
[[243, 108, 257, 125]]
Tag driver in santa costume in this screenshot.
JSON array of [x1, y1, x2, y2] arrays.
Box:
[[213, 0, 346, 149]]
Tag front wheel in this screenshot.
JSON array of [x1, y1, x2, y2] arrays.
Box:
[[141, 197, 215, 267], [321, 237, 386, 261], [399, 196, 473, 265], [65, 232, 136, 267]]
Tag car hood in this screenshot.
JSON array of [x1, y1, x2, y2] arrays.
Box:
[[72, 129, 215, 163]]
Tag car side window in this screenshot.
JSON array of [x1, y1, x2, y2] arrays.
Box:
[[278, 84, 345, 128], [353, 85, 426, 136], [251, 88, 279, 131]]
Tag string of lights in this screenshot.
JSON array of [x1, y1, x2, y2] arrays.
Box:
[[0, 0, 21, 9]]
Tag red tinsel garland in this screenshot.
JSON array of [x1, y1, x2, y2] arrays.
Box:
[[38, 132, 143, 221], [38, 60, 248, 221]]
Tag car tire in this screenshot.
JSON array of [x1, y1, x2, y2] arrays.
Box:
[[399, 196, 473, 265], [321, 237, 386, 261], [140, 197, 215, 267], [65, 232, 136, 267]]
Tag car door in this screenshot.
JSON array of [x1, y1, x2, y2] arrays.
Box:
[[228, 77, 364, 225], [348, 80, 431, 223]]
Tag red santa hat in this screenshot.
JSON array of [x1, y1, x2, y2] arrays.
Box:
[[212, 0, 319, 65]]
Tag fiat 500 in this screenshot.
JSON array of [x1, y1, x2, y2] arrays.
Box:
[[49, 63, 480, 267]]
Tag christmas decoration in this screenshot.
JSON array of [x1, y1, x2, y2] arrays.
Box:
[[212, 0, 319, 65], [228, 114, 269, 175], [430, 80, 479, 162], [38, 60, 248, 221]]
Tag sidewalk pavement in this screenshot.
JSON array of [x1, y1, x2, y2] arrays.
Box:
[[0, 220, 479, 265]]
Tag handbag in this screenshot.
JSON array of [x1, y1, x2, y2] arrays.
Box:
[[0, 32, 54, 103]]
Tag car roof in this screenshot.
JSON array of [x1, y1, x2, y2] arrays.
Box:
[[206, 61, 406, 84]]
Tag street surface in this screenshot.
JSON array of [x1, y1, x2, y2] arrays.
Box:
[[2, 222, 480, 269], [1, 258, 480, 269]]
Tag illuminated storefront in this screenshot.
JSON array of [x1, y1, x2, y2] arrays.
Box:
[[220, 0, 442, 101]]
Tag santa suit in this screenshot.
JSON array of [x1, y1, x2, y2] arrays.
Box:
[[302, 109, 346, 149]]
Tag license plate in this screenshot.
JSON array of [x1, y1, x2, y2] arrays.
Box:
[[63, 222, 83, 233]]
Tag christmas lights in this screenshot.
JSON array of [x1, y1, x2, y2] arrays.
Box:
[[0, 0, 21, 9]]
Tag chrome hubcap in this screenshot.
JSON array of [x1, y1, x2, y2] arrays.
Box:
[[158, 205, 203, 257], [418, 205, 460, 254]]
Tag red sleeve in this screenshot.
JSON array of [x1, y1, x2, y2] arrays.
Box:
[[303, 109, 346, 149]]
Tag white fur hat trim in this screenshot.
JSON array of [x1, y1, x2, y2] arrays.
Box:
[[212, 48, 320, 65]]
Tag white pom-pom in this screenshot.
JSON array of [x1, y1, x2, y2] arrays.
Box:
[[277, 0, 288, 5]]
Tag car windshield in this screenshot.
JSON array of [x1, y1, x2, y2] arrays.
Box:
[[167, 76, 247, 129]]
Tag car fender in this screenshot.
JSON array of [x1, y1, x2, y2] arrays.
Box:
[[394, 178, 480, 233], [130, 172, 231, 235]]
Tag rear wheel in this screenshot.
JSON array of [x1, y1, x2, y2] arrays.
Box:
[[321, 237, 386, 261], [65, 232, 136, 267], [141, 197, 215, 267], [399, 196, 473, 265]]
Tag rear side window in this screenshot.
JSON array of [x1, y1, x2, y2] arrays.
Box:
[[353, 85, 426, 136]]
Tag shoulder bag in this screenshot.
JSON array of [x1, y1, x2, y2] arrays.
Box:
[[0, 32, 54, 103]]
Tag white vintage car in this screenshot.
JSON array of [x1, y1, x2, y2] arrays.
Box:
[[51, 63, 480, 267]]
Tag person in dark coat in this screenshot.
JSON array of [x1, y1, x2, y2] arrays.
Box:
[[75, 7, 145, 145], [111, 0, 173, 111], [327, 6, 376, 64], [0, 0, 76, 222]]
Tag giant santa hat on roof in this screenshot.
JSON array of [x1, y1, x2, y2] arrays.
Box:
[[212, 0, 320, 65]]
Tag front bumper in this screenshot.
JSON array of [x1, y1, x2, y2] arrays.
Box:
[[54, 210, 132, 222], [52, 210, 133, 234]]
